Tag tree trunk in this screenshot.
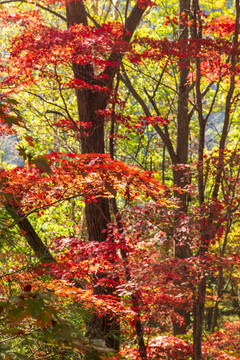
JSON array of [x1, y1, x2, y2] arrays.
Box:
[[111, 199, 147, 359], [193, 275, 206, 360], [172, 0, 191, 336], [193, 1, 240, 357], [5, 203, 55, 263], [174, 0, 190, 211], [65, 0, 148, 351]]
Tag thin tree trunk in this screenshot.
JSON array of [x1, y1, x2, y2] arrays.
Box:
[[193, 275, 206, 360], [211, 209, 234, 332], [208, 0, 239, 350], [173, 0, 191, 336], [111, 198, 147, 360], [109, 100, 147, 358], [210, 269, 223, 333], [174, 0, 190, 211], [191, 0, 208, 356]]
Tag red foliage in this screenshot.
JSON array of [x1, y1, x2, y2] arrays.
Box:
[[203, 322, 240, 359], [0, 11, 130, 93], [147, 336, 192, 359], [0, 153, 166, 212], [0, 3, 239, 360]]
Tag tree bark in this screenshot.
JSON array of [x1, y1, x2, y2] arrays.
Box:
[[193, 275, 206, 360], [193, 1, 239, 357], [66, 0, 148, 244], [5, 203, 55, 263], [65, 0, 148, 350], [172, 0, 191, 336], [5, 203, 87, 279], [174, 0, 190, 210]]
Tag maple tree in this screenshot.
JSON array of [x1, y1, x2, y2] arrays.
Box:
[[0, 0, 240, 359]]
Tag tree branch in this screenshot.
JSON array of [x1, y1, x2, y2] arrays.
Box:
[[120, 66, 178, 165], [0, 0, 66, 21]]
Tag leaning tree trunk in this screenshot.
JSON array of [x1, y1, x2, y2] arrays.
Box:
[[5, 203, 55, 263]]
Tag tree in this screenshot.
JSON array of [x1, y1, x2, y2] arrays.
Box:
[[0, 0, 240, 359], [116, 0, 240, 357], [0, 0, 154, 353]]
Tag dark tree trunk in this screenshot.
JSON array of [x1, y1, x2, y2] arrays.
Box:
[[174, 0, 190, 211], [193, 275, 206, 360], [5, 203, 55, 263], [74, 88, 111, 244], [65, 0, 148, 351], [192, 1, 239, 357], [172, 0, 191, 336], [66, 3, 118, 348]]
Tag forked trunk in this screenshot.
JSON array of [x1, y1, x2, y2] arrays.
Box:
[[65, 0, 148, 352]]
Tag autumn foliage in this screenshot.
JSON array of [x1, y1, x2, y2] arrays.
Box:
[[0, 0, 240, 359]]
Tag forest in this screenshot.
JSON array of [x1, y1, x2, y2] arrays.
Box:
[[0, 0, 239, 359]]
